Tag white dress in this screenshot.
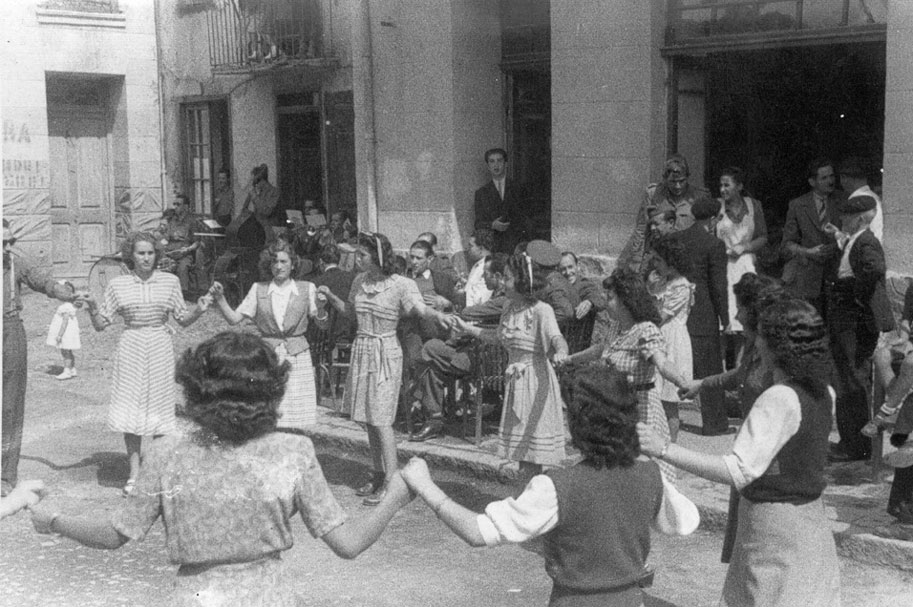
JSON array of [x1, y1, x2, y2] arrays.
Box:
[[716, 197, 759, 331], [46, 302, 81, 349], [652, 276, 694, 402]]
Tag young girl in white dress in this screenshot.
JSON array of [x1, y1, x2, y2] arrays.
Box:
[[46, 281, 82, 380]]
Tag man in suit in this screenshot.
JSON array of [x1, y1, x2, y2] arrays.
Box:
[[417, 231, 458, 281], [408, 253, 509, 441], [474, 148, 527, 254], [781, 157, 847, 314], [312, 244, 355, 341], [524, 240, 578, 325], [826, 194, 894, 462], [618, 154, 712, 272], [675, 198, 731, 435]]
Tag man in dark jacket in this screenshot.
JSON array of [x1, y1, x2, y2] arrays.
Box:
[[827, 194, 894, 462], [675, 198, 730, 435], [474, 148, 527, 254], [312, 244, 355, 341]]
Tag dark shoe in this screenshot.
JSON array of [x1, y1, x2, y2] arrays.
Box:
[[409, 419, 443, 442], [355, 472, 384, 497], [702, 426, 737, 437], [363, 484, 387, 507], [826, 450, 869, 463]]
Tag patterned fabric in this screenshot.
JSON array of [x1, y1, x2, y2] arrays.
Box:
[[98, 272, 188, 435], [46, 302, 81, 349], [497, 301, 567, 466], [651, 276, 694, 402], [112, 430, 346, 605], [345, 273, 424, 425], [601, 322, 675, 481]]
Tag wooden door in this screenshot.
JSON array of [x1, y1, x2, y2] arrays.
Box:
[[277, 110, 322, 219], [324, 91, 356, 220], [48, 110, 113, 277]]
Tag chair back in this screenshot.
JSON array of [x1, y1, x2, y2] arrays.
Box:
[[306, 308, 337, 368], [469, 325, 509, 392]]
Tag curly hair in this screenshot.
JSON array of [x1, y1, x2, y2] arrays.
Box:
[[567, 366, 640, 469], [258, 238, 300, 279], [507, 252, 546, 299], [176, 332, 290, 443], [120, 231, 163, 271], [759, 298, 834, 399], [650, 234, 692, 277], [358, 231, 395, 276], [602, 268, 661, 325], [733, 273, 787, 334]]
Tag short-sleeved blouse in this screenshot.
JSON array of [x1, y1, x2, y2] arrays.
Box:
[[112, 430, 347, 565], [98, 271, 188, 327], [348, 273, 423, 335], [601, 321, 665, 385]]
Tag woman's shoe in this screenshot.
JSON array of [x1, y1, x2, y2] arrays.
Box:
[[122, 479, 137, 497], [55, 368, 74, 380], [363, 484, 388, 507], [355, 472, 384, 497]]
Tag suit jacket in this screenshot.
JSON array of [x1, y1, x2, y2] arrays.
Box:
[[781, 191, 846, 299], [846, 230, 894, 333], [312, 266, 356, 338], [676, 223, 729, 336], [535, 271, 579, 325], [474, 178, 527, 253], [404, 269, 457, 342]]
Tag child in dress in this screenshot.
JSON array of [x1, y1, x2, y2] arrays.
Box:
[[45, 281, 82, 380], [454, 251, 569, 478], [648, 236, 695, 442]]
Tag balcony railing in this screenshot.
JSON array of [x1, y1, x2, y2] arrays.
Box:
[[667, 0, 886, 47], [206, 0, 331, 72]]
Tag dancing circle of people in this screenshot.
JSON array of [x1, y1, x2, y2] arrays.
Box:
[[6, 151, 908, 606]]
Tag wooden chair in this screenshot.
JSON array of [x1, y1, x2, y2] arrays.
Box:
[[306, 308, 340, 411], [464, 334, 509, 445]]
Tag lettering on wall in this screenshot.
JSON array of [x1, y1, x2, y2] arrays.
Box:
[[3, 159, 49, 189], [3, 120, 31, 144]]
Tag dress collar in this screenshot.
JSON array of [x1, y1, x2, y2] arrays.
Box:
[[268, 280, 298, 296]]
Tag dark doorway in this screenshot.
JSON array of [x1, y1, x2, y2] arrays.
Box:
[[324, 91, 357, 223], [507, 69, 551, 241], [277, 102, 322, 220], [700, 42, 885, 226]]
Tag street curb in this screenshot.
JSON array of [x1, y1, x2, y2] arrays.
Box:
[[304, 415, 913, 571]]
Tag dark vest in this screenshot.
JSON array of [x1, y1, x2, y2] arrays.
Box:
[[740, 381, 831, 505], [544, 460, 661, 592], [254, 281, 314, 356]]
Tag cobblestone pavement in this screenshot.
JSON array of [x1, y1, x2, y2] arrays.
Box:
[[2, 292, 913, 606]]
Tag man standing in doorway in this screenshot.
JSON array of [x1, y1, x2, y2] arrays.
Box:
[[618, 154, 710, 273], [3, 219, 75, 496], [781, 157, 847, 314], [474, 148, 526, 254]]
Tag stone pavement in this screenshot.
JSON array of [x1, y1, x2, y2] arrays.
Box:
[[304, 399, 913, 572]]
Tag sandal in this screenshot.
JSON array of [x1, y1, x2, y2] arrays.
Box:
[[122, 479, 137, 498], [355, 472, 384, 497]]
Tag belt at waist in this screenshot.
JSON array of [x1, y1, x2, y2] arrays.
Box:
[[356, 330, 397, 339], [355, 330, 398, 379], [632, 381, 655, 392], [177, 551, 281, 575]]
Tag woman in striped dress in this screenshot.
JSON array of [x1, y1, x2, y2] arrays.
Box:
[[318, 232, 451, 506], [83, 232, 210, 496], [212, 239, 328, 428]]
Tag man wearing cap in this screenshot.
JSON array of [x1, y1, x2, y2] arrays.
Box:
[[838, 157, 883, 243], [618, 154, 711, 272], [3, 219, 75, 496], [526, 240, 578, 325], [826, 194, 894, 462], [474, 148, 527, 254], [781, 157, 848, 314]]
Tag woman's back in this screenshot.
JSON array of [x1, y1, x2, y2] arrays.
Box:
[[112, 429, 346, 566]]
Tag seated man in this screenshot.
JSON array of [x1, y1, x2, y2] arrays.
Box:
[[408, 253, 509, 442], [162, 194, 205, 297], [453, 228, 495, 311], [417, 231, 458, 281], [524, 240, 578, 324], [558, 251, 606, 320]]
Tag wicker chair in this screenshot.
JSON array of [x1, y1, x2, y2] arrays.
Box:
[[464, 330, 509, 445], [306, 308, 339, 411]]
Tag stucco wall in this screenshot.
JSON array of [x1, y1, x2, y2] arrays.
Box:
[[550, 0, 667, 260], [1, 0, 163, 265], [883, 1, 913, 273]]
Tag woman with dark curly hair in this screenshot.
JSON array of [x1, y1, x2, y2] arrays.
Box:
[[399, 366, 698, 607], [453, 252, 570, 477], [81, 232, 211, 496], [318, 231, 451, 505], [639, 298, 840, 606], [31, 332, 413, 606], [212, 238, 327, 428], [647, 235, 695, 442], [564, 268, 688, 481]]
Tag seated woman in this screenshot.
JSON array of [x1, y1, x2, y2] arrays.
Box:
[[31, 332, 413, 606], [401, 366, 698, 607]]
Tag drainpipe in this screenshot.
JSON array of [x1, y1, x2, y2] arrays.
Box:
[[153, 0, 169, 211], [353, 0, 379, 231]]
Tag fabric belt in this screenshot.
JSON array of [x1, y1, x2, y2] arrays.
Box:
[[356, 330, 397, 381], [632, 381, 655, 392]]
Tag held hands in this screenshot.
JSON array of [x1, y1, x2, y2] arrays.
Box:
[[551, 352, 570, 366], [491, 218, 510, 232], [400, 457, 433, 493], [574, 300, 592, 320], [677, 379, 702, 401], [450, 316, 477, 337], [197, 294, 214, 312], [210, 282, 226, 302], [384, 471, 416, 509], [636, 422, 665, 458]]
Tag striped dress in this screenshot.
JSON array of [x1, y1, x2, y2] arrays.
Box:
[[345, 273, 423, 426], [98, 271, 187, 436]]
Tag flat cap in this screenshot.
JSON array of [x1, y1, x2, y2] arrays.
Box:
[[838, 194, 877, 215], [526, 240, 562, 267]]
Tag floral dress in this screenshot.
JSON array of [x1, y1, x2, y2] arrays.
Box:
[[345, 273, 424, 426], [602, 321, 675, 481], [496, 301, 566, 466], [651, 275, 695, 402], [112, 429, 346, 606]]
